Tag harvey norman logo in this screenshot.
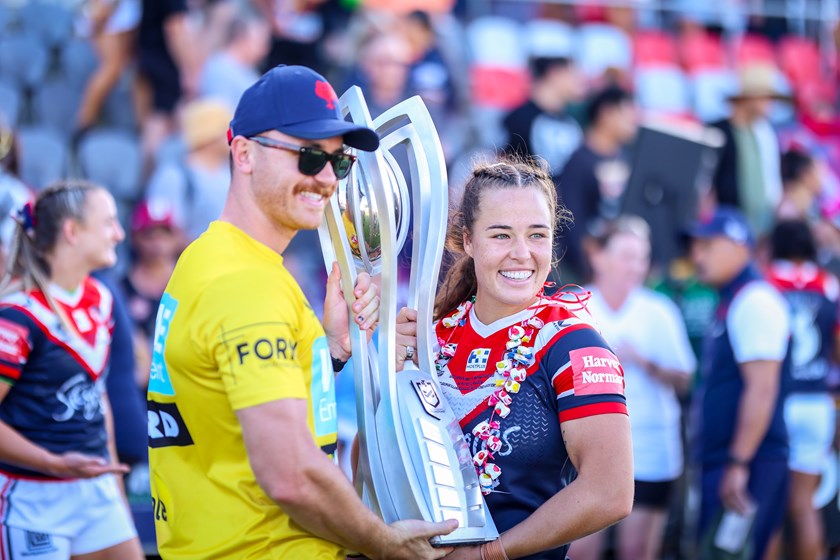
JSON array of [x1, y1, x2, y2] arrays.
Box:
[[570, 347, 625, 396]]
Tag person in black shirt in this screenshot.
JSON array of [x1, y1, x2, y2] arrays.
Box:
[[502, 56, 585, 175], [555, 86, 637, 283]]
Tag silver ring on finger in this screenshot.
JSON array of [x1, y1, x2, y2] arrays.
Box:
[[405, 345, 415, 361]]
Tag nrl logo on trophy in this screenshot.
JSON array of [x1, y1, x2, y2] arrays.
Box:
[[318, 89, 498, 545]]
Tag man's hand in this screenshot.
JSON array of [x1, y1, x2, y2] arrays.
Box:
[[719, 464, 752, 514], [396, 307, 418, 371], [378, 518, 458, 560], [323, 262, 379, 361]]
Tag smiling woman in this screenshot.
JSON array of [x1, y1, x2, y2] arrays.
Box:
[[0, 180, 144, 560], [397, 157, 635, 560]]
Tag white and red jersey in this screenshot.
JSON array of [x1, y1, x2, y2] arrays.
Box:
[[434, 296, 627, 559], [0, 278, 114, 479]]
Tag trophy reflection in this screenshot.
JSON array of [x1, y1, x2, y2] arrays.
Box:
[[318, 89, 498, 545]]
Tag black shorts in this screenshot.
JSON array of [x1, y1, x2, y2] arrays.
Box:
[[634, 479, 675, 509]]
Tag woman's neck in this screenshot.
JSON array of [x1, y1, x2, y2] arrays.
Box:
[[47, 257, 87, 293], [472, 295, 539, 326]]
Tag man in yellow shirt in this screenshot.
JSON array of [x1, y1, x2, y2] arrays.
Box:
[[148, 65, 457, 559]]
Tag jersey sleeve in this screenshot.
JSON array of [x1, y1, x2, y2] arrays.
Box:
[[543, 323, 628, 423], [727, 283, 790, 363], [0, 308, 33, 385], [202, 274, 310, 411]]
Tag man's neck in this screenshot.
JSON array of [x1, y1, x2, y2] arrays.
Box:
[[586, 127, 619, 156], [219, 182, 295, 256], [531, 84, 565, 114]]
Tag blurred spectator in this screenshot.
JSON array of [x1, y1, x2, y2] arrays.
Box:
[[0, 127, 32, 253], [572, 216, 694, 560], [689, 206, 791, 560], [256, 0, 329, 73], [400, 10, 456, 120], [555, 85, 637, 283], [75, 0, 140, 133], [137, 0, 200, 161], [121, 198, 183, 389], [766, 220, 838, 560], [95, 270, 149, 468], [199, 6, 271, 111], [146, 98, 232, 241], [777, 148, 823, 220], [350, 31, 414, 118], [710, 64, 788, 237], [502, 56, 585, 175]]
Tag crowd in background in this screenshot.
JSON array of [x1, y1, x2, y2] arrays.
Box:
[[1, 0, 840, 558]]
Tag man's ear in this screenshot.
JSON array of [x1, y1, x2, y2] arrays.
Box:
[[230, 136, 254, 175]]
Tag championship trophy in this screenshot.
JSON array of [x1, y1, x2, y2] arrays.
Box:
[[317, 89, 498, 545]]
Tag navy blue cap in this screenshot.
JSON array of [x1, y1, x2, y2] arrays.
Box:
[[229, 65, 379, 151], [688, 206, 755, 247]]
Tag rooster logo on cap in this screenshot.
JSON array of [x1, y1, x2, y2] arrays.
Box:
[[315, 81, 338, 110]]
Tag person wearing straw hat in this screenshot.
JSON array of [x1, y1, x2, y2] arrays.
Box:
[[709, 64, 791, 238]]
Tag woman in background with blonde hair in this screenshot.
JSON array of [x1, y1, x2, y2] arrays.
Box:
[[0, 181, 143, 560]]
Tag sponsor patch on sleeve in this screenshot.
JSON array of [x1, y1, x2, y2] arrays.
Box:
[[570, 346, 625, 396], [0, 317, 30, 366]]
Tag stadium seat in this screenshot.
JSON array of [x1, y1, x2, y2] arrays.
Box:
[[19, 1, 74, 50], [60, 39, 99, 90], [691, 68, 736, 122], [470, 65, 530, 110], [524, 19, 576, 58], [735, 34, 775, 67], [103, 73, 137, 131], [0, 81, 22, 127], [576, 23, 633, 80], [468, 106, 507, 150], [635, 66, 691, 115], [77, 128, 142, 202], [32, 77, 82, 140], [465, 16, 526, 68], [679, 31, 726, 73], [0, 33, 49, 90], [17, 126, 70, 191], [777, 35, 822, 87], [0, 4, 12, 33], [634, 30, 679, 68]]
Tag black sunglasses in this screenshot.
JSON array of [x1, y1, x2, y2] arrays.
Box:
[[249, 136, 357, 179]]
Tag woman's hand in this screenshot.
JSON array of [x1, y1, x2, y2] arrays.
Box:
[[46, 451, 130, 479], [396, 307, 419, 372], [323, 262, 380, 361]]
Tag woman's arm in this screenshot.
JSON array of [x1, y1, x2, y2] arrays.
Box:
[[0, 383, 128, 478], [500, 413, 634, 558]]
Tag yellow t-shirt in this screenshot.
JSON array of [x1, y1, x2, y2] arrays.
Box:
[[148, 221, 342, 560]]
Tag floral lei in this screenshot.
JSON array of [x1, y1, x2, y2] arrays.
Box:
[[435, 296, 547, 495]]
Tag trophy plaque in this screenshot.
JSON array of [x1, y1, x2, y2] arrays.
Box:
[[317, 89, 498, 545]]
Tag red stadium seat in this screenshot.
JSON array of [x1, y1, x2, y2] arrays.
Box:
[[634, 30, 678, 68], [735, 34, 775, 66], [680, 31, 726, 73], [470, 65, 530, 110], [777, 35, 822, 86]]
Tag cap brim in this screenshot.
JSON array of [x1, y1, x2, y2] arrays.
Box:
[[685, 223, 718, 239], [279, 119, 380, 151]]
